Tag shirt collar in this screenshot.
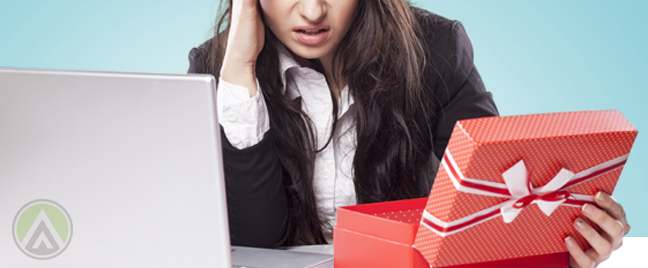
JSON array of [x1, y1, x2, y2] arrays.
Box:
[[278, 44, 304, 93], [277, 44, 355, 114]]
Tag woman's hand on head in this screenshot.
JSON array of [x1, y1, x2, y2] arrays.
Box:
[[565, 192, 630, 268], [221, 0, 265, 97]]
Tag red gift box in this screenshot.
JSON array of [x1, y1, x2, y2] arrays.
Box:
[[334, 110, 637, 267], [334, 198, 429, 268], [334, 198, 569, 268]]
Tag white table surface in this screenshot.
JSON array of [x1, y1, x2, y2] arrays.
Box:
[[284, 237, 647, 268], [598, 237, 647, 268]]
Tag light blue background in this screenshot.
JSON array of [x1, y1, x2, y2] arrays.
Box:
[[1, 1, 646, 236]]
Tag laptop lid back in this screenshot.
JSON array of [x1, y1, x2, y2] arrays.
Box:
[[0, 68, 231, 267]]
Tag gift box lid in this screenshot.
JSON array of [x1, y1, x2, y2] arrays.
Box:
[[459, 110, 635, 143], [440, 110, 638, 193], [413, 110, 638, 267]]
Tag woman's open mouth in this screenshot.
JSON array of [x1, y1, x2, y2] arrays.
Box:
[[293, 25, 330, 45]]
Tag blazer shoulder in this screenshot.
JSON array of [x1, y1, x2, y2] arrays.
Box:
[[411, 7, 471, 58], [188, 38, 215, 74], [411, 7, 456, 30], [411, 7, 476, 80], [410, 8, 484, 110]]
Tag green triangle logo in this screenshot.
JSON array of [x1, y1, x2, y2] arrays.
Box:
[[13, 200, 73, 259]]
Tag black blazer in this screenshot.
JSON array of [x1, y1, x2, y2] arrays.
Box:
[[188, 8, 499, 248]]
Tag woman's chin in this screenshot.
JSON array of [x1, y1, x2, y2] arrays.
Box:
[[285, 42, 333, 61]]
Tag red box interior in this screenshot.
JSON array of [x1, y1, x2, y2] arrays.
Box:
[[334, 198, 568, 268], [334, 198, 428, 268], [336, 198, 427, 244]]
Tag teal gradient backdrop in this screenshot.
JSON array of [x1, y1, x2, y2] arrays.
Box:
[[1, 1, 646, 236]]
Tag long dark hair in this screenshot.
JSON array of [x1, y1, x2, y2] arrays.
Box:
[[203, 0, 433, 245]]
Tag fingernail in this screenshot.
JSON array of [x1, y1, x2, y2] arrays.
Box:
[[575, 219, 584, 229], [596, 192, 604, 201], [582, 204, 595, 215], [565, 236, 576, 247]]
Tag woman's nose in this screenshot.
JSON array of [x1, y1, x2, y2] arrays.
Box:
[[298, 0, 327, 23]]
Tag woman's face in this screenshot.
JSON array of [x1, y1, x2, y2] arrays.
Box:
[[259, 0, 359, 61]]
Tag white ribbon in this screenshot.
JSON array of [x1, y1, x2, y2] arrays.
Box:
[[499, 160, 574, 223], [420, 150, 627, 237]]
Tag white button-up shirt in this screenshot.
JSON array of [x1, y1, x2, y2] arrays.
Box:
[[216, 46, 357, 234]]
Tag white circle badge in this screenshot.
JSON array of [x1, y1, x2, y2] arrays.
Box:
[[13, 200, 73, 259]]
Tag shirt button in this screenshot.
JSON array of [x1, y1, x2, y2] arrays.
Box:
[[228, 134, 241, 145], [226, 112, 238, 123], [322, 170, 333, 180]]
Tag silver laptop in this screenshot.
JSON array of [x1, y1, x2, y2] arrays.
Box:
[[0, 68, 333, 268], [0, 68, 232, 267]]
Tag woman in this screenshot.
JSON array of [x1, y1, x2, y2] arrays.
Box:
[[188, 0, 630, 267]]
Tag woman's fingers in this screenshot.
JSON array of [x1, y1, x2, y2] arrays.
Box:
[[566, 236, 596, 268], [574, 217, 612, 260], [594, 192, 631, 235], [583, 203, 625, 240], [567, 193, 629, 267]]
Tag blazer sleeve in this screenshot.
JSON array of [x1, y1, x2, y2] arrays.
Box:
[[188, 44, 290, 248], [422, 20, 499, 161]]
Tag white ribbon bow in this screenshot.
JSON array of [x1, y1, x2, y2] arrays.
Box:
[[500, 160, 575, 223]]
